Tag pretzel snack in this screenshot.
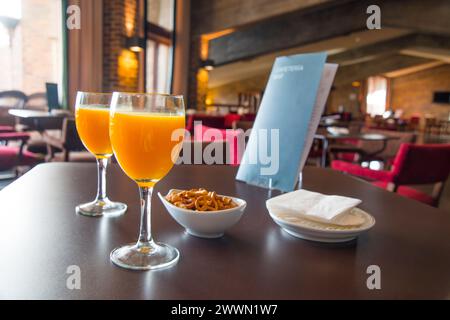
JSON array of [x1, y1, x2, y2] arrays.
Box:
[[166, 188, 238, 212]]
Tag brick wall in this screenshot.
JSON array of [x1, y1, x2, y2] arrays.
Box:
[[327, 83, 363, 115], [390, 64, 450, 120], [103, 0, 139, 92], [325, 64, 450, 120]]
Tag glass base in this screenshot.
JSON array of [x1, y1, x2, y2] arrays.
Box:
[[76, 199, 127, 217], [110, 241, 180, 271]]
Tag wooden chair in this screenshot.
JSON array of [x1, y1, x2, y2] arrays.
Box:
[[0, 90, 27, 109], [424, 117, 442, 135], [0, 90, 28, 131], [44, 118, 95, 162], [21, 93, 65, 154], [24, 92, 48, 111]]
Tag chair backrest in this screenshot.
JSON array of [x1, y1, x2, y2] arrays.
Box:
[[348, 121, 364, 134], [240, 113, 256, 122], [25, 92, 48, 111], [224, 113, 241, 128], [62, 118, 86, 152], [391, 143, 450, 185], [193, 124, 245, 165], [185, 114, 194, 133], [410, 115, 420, 124], [0, 90, 28, 108]]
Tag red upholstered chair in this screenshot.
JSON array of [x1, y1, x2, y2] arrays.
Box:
[[0, 125, 15, 133], [191, 114, 227, 129], [193, 124, 244, 165], [240, 113, 256, 122], [185, 114, 195, 133], [224, 113, 241, 128], [332, 143, 450, 207], [408, 115, 421, 131], [0, 132, 42, 175]]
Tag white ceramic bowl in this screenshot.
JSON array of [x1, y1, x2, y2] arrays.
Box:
[[158, 189, 247, 238]]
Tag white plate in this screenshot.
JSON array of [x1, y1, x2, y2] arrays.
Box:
[[267, 207, 375, 243]]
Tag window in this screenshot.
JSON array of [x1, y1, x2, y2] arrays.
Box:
[[366, 76, 388, 116], [0, 24, 9, 48], [0, 0, 62, 95], [146, 0, 175, 94]]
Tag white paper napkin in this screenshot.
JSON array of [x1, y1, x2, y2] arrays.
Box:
[[327, 126, 349, 135], [266, 189, 364, 226]]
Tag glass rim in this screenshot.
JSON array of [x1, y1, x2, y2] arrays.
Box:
[[112, 92, 184, 99]]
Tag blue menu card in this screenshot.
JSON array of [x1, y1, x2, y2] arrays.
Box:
[[236, 52, 337, 192]]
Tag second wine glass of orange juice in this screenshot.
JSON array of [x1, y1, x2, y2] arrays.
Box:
[[109, 92, 185, 270], [74, 92, 127, 217]]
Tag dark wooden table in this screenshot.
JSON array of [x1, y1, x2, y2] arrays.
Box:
[[8, 109, 68, 132], [0, 163, 449, 299]]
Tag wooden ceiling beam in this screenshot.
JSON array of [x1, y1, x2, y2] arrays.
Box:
[[330, 33, 450, 65], [334, 54, 433, 86], [209, 0, 371, 65], [209, 0, 450, 66]]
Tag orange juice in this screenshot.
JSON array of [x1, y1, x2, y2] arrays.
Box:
[[110, 112, 185, 187], [75, 106, 113, 157]]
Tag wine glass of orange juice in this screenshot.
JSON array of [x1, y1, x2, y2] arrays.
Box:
[[109, 92, 185, 270], [74, 92, 127, 217]]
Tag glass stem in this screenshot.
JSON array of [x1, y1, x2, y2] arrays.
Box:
[[96, 158, 108, 202], [137, 186, 153, 248]]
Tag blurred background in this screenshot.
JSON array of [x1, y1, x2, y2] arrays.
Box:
[[0, 0, 449, 210]]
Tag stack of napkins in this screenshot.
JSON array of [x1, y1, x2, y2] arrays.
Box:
[[266, 189, 364, 227], [327, 126, 349, 136]]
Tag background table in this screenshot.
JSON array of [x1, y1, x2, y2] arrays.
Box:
[[0, 163, 449, 299], [314, 132, 399, 167], [8, 109, 68, 132]]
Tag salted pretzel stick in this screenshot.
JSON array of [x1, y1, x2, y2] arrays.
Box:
[[166, 188, 238, 212]]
